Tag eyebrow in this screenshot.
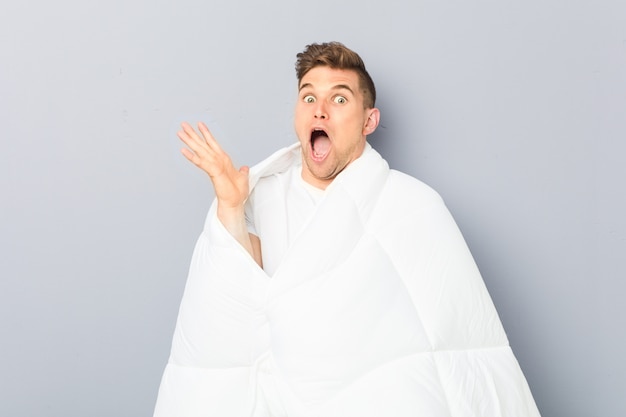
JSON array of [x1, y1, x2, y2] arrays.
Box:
[[299, 83, 355, 95]]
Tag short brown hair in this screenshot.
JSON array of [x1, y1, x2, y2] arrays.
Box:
[[295, 42, 376, 109]]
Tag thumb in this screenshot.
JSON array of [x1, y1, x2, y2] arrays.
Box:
[[239, 165, 250, 177]]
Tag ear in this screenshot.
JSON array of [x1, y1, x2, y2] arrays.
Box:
[[362, 108, 380, 136]]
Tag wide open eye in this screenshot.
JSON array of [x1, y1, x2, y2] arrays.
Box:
[[333, 95, 347, 104], [303, 95, 316, 103]]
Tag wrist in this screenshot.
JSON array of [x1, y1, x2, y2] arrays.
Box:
[[216, 202, 246, 229]]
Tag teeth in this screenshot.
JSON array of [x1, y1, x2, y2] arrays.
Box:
[[311, 129, 327, 141]]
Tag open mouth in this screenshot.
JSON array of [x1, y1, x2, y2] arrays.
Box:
[[310, 129, 331, 160]]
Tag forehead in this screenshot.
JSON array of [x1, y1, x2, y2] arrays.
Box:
[[299, 67, 361, 92]]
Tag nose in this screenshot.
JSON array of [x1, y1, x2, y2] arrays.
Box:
[[314, 102, 327, 119]]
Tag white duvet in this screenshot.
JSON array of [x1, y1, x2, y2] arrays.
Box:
[[154, 144, 540, 417]]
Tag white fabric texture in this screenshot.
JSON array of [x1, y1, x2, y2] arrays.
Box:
[[154, 143, 540, 417], [244, 162, 324, 276]]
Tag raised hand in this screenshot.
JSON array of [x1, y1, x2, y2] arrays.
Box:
[[178, 122, 249, 210], [178, 122, 262, 267]]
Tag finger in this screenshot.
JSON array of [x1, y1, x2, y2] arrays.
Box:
[[180, 147, 196, 163], [178, 122, 214, 157], [180, 122, 205, 145], [180, 145, 220, 174], [177, 129, 206, 156], [197, 122, 223, 152]]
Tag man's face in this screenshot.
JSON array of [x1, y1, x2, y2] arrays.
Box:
[[294, 66, 379, 189]]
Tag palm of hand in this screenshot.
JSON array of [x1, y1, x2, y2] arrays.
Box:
[[178, 122, 249, 208]]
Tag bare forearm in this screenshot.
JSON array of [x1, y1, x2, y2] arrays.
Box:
[[217, 204, 263, 268], [177, 122, 262, 266]]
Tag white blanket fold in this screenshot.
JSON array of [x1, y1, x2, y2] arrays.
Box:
[[154, 143, 540, 417]]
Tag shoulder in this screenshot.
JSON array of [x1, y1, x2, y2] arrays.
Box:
[[366, 169, 449, 233], [368, 170, 460, 244], [383, 169, 445, 211]]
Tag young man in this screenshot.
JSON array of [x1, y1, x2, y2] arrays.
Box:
[[154, 42, 539, 417]]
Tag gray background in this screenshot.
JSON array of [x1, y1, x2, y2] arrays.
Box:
[[1, 0, 624, 416]]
